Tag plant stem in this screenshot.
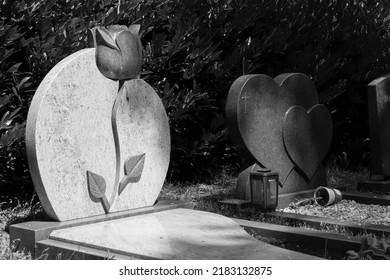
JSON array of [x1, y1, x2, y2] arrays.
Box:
[[101, 195, 110, 213]]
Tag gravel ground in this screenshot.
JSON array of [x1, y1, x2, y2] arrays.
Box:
[[279, 200, 390, 226]]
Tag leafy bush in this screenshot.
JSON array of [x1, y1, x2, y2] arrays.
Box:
[[0, 0, 137, 190], [131, 0, 390, 178], [2, 0, 390, 187]]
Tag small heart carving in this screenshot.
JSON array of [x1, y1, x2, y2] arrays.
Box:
[[283, 104, 332, 180]]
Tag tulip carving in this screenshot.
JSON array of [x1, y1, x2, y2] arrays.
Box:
[[85, 25, 146, 213], [88, 25, 142, 80]]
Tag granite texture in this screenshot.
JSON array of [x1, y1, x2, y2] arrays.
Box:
[[283, 104, 332, 181], [49, 208, 315, 260], [26, 48, 170, 221], [226, 73, 331, 198], [367, 74, 390, 176]]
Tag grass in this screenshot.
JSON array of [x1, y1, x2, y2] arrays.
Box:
[[0, 166, 384, 260], [326, 165, 370, 191], [0, 197, 37, 260]]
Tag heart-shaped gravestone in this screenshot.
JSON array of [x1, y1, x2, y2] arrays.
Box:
[[26, 48, 170, 221], [283, 104, 332, 181], [226, 73, 320, 184]]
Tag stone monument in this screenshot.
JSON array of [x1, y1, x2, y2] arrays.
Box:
[[226, 74, 333, 208], [10, 26, 317, 259], [358, 74, 390, 193], [26, 25, 170, 221]]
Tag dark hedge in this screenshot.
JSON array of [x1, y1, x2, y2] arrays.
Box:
[[1, 0, 390, 189]]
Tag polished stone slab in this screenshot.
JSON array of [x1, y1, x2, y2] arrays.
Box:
[[9, 200, 193, 258], [49, 208, 317, 259]]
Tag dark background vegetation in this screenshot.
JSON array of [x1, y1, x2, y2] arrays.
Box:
[[1, 0, 390, 192]]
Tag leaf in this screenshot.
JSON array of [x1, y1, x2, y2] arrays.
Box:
[[118, 153, 145, 195], [87, 170, 107, 199], [124, 153, 145, 177], [118, 176, 135, 195], [7, 63, 22, 73]]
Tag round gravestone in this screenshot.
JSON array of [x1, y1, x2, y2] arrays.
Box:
[[26, 48, 170, 221]]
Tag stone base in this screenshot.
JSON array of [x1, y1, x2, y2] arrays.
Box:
[[357, 180, 390, 193], [9, 200, 193, 259], [10, 200, 317, 260]]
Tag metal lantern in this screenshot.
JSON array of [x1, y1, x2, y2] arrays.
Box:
[[250, 168, 279, 210]]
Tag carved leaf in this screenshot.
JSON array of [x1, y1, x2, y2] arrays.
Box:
[[118, 176, 133, 195], [124, 153, 145, 177], [118, 153, 145, 195], [87, 170, 107, 199]]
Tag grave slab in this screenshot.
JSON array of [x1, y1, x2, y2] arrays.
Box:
[[46, 208, 318, 260], [10, 200, 193, 258]]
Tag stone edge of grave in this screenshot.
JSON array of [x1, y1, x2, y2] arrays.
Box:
[[357, 180, 390, 194], [343, 191, 390, 206], [9, 200, 194, 259], [264, 211, 390, 238], [36, 239, 139, 260], [235, 218, 361, 258], [218, 189, 315, 209], [36, 238, 157, 260]]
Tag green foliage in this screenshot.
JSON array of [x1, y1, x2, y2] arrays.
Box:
[[2, 0, 390, 186]]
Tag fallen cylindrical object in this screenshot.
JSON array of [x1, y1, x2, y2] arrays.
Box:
[[314, 186, 342, 206]]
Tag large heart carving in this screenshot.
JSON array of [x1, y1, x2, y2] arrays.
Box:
[[226, 73, 321, 185], [283, 104, 332, 180]]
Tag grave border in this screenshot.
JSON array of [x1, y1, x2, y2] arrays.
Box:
[[9, 200, 193, 259]]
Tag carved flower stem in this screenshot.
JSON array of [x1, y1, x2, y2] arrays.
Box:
[[108, 81, 125, 209], [101, 195, 110, 213], [88, 25, 143, 213]]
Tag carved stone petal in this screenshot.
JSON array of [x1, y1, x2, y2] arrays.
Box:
[[93, 25, 142, 80]]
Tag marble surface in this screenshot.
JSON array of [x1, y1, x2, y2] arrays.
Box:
[[226, 73, 331, 196], [49, 208, 316, 260], [26, 48, 170, 221]]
